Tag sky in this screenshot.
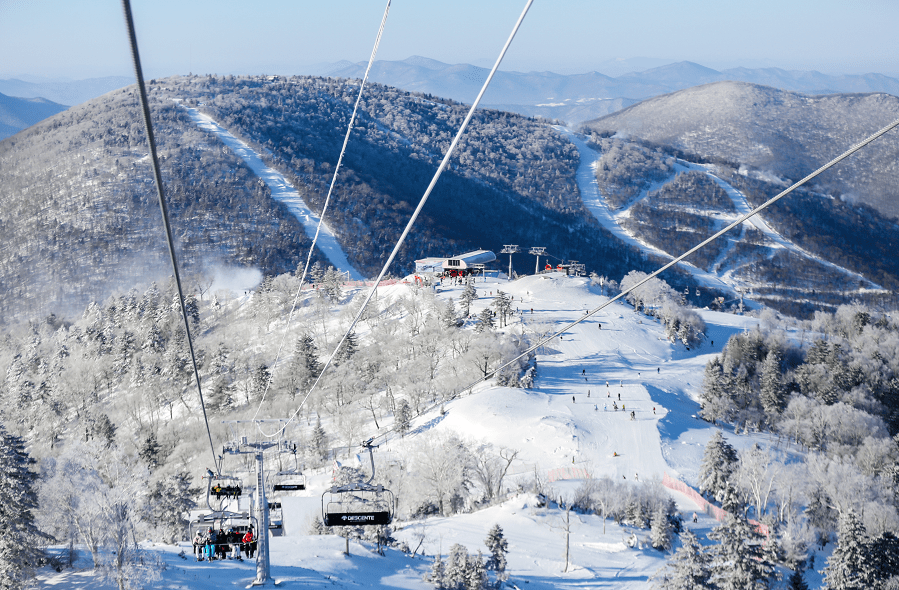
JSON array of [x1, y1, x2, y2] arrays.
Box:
[[2, 0, 899, 80]]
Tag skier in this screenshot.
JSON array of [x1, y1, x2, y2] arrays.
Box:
[[604, 403, 607, 411], [692, 512, 698, 523], [630, 411, 635, 421], [618, 393, 621, 401], [587, 390, 590, 398], [572, 395, 575, 403], [653, 407, 656, 415], [657, 367, 660, 373]]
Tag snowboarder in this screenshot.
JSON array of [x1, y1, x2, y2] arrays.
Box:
[[630, 411, 635, 421], [622, 404, 625, 411], [587, 390, 590, 398], [598, 323, 602, 329], [692, 512, 698, 523], [582, 369, 585, 375], [604, 403, 607, 411], [594, 404, 597, 411], [653, 407, 656, 415], [606, 381, 609, 387], [635, 473, 639, 481], [618, 393, 621, 401], [572, 395, 575, 403], [657, 367, 660, 373]]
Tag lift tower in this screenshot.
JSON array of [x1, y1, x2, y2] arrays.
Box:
[[501, 245, 520, 281], [222, 420, 296, 587], [529, 247, 546, 275]]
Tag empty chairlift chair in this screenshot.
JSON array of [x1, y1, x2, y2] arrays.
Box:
[[321, 439, 394, 527]]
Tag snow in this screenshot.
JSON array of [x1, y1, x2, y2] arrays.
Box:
[[177, 104, 364, 281], [36, 273, 795, 589], [555, 126, 883, 300]]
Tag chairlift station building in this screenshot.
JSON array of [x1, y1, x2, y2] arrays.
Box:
[[414, 249, 497, 276]]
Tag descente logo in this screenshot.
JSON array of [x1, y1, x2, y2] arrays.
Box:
[[341, 515, 376, 522]]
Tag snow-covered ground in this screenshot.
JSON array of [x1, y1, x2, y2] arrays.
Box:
[[177, 104, 364, 281], [37, 273, 808, 589], [555, 126, 880, 296]]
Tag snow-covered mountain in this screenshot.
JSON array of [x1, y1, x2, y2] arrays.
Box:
[[0, 75, 133, 107], [582, 81, 899, 219], [0, 91, 67, 140], [313, 57, 899, 126]]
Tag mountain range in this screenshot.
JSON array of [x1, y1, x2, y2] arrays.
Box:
[[314, 57, 899, 125], [0, 92, 68, 140], [581, 81, 899, 219]]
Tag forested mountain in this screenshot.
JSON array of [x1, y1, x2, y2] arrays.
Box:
[[0, 74, 689, 326], [0, 75, 133, 107], [0, 91, 68, 140], [582, 81, 899, 218]]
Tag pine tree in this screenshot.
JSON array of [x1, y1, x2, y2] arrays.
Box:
[[442, 298, 458, 328], [334, 331, 357, 366], [466, 551, 488, 590], [788, 569, 809, 590], [760, 349, 785, 417], [460, 281, 478, 317], [869, 532, 899, 588], [708, 513, 776, 590], [652, 529, 713, 590], [446, 544, 470, 590], [311, 416, 328, 462], [147, 472, 199, 544], [823, 510, 874, 590], [700, 357, 732, 423], [425, 553, 448, 589], [395, 399, 412, 437], [484, 523, 509, 580], [476, 308, 494, 332], [699, 430, 738, 500], [650, 505, 673, 551], [0, 425, 44, 589]]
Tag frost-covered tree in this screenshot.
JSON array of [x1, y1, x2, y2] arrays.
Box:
[[484, 523, 508, 580], [466, 551, 488, 590], [699, 431, 738, 500], [652, 529, 713, 590], [394, 399, 412, 437], [446, 544, 471, 589], [425, 553, 448, 589], [415, 433, 470, 516], [700, 357, 732, 423], [760, 349, 786, 416], [146, 472, 198, 544], [708, 513, 777, 590], [823, 510, 874, 590], [460, 281, 478, 317], [476, 308, 495, 332], [0, 425, 43, 589], [311, 416, 329, 463], [650, 504, 673, 551]]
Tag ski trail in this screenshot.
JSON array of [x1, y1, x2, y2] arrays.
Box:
[[177, 103, 365, 281], [686, 163, 883, 289], [557, 126, 881, 293], [555, 126, 739, 297]]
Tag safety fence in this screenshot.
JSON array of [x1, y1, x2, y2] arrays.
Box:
[[662, 472, 769, 537], [547, 467, 592, 482]]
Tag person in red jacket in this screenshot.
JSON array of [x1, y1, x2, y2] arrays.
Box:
[[243, 529, 256, 559]]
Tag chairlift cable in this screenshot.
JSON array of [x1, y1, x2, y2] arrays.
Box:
[[258, 0, 535, 440], [249, 0, 392, 429], [121, 0, 220, 474], [360, 113, 899, 449]]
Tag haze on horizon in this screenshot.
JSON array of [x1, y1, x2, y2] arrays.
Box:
[[2, 0, 898, 82]]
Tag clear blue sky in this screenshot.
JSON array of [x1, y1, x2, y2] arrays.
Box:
[[2, 0, 898, 80]]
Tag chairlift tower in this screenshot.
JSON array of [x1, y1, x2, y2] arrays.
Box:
[[222, 420, 296, 587], [501, 245, 519, 281], [529, 247, 546, 275]]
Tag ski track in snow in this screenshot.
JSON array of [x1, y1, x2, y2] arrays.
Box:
[[555, 126, 881, 293], [178, 104, 364, 281]]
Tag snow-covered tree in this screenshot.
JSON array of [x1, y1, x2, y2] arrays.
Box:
[[652, 529, 713, 590], [415, 433, 471, 516], [425, 553, 448, 589], [760, 349, 785, 416], [484, 523, 509, 581], [0, 425, 44, 589], [708, 513, 777, 590], [650, 505, 673, 551], [476, 308, 495, 332], [394, 399, 412, 437], [823, 510, 874, 590], [146, 472, 198, 544], [699, 431, 738, 500], [460, 280, 478, 317]]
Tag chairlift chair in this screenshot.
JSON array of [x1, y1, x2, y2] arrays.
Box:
[[271, 471, 306, 494], [321, 438, 394, 526], [322, 482, 394, 526]]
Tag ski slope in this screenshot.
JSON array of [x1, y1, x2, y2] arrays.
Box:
[[555, 126, 880, 296], [37, 273, 804, 589], [177, 103, 364, 281]]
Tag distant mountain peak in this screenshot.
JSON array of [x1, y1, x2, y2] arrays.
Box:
[[402, 56, 450, 70]]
